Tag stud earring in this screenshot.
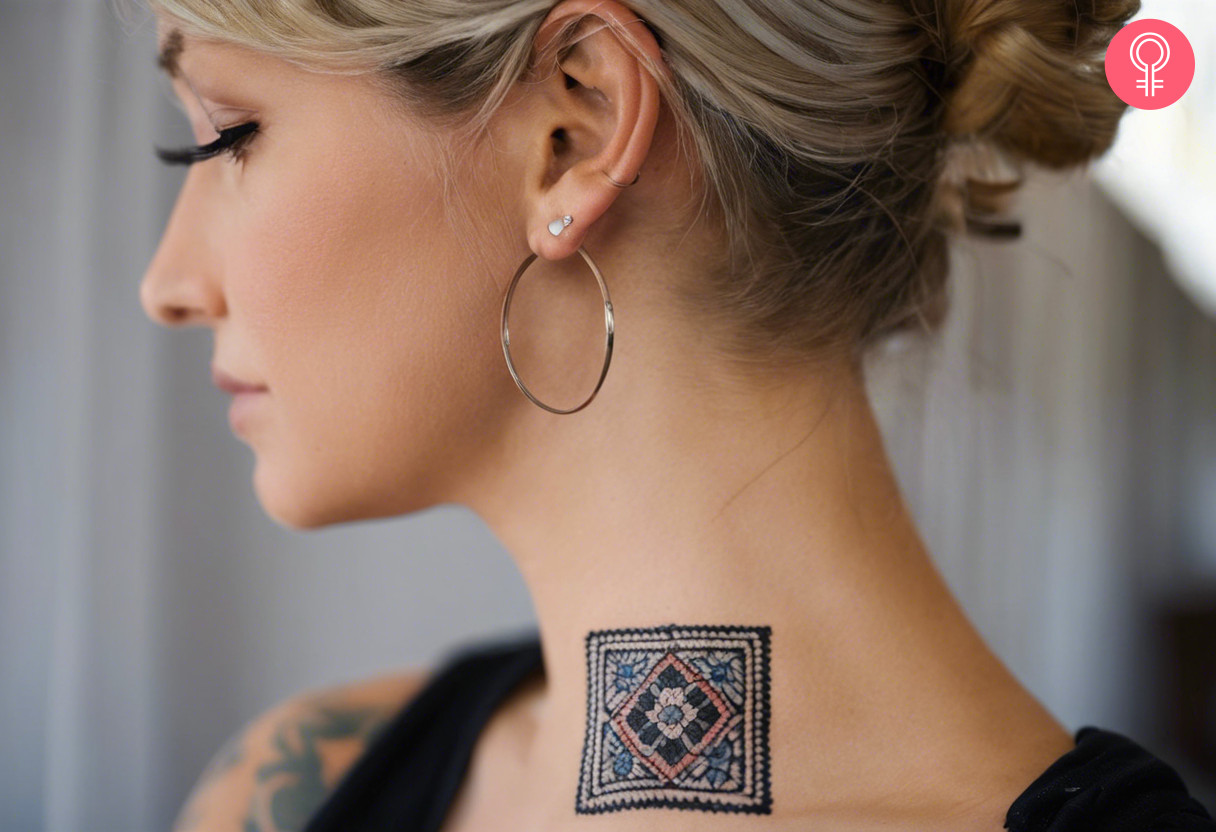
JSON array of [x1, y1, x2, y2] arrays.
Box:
[[548, 214, 573, 236]]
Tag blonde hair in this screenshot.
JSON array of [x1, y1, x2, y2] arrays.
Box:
[[128, 0, 1140, 373]]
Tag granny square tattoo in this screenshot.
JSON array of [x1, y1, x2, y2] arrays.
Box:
[[576, 623, 772, 815]]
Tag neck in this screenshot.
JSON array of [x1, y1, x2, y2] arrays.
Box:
[[459, 338, 1069, 825]]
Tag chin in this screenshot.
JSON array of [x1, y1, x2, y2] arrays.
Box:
[[251, 461, 343, 531], [252, 461, 422, 531]]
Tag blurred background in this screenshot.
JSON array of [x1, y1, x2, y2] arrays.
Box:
[[2, 1, 1214, 830]]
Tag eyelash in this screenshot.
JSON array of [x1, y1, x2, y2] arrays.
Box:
[[154, 121, 260, 166]]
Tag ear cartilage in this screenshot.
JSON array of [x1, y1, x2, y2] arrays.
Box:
[[548, 214, 574, 236]]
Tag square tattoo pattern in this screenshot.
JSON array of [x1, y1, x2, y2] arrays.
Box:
[[576, 623, 772, 815]]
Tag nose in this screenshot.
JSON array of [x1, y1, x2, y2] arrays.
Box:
[[139, 175, 225, 327]]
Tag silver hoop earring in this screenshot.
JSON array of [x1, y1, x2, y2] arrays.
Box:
[[602, 169, 641, 188], [500, 216, 614, 415]]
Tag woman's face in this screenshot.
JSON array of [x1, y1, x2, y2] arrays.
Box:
[[141, 18, 532, 528]]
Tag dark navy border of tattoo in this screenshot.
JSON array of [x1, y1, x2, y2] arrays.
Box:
[[575, 623, 772, 815]]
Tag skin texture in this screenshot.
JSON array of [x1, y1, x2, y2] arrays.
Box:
[[143, 1, 1076, 828]]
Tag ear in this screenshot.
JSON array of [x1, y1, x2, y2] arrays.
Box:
[[523, 0, 665, 260]]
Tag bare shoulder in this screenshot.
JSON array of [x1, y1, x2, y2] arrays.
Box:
[[171, 666, 434, 832]]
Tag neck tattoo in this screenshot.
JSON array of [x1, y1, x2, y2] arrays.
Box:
[[576, 623, 773, 815]]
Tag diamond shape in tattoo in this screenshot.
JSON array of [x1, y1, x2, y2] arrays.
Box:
[[576, 624, 772, 815]]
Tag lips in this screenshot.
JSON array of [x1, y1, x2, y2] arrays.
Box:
[[211, 365, 268, 394]]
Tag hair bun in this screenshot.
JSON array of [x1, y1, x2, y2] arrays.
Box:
[[930, 0, 1141, 236]]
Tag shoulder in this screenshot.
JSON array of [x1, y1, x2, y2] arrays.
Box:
[[171, 666, 434, 832]]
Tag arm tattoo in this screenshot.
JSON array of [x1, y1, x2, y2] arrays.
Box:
[[240, 703, 397, 832], [576, 623, 773, 815]]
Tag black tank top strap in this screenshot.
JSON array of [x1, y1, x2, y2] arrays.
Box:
[[1004, 725, 1216, 831], [301, 628, 544, 832]]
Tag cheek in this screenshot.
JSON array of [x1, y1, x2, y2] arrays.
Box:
[[221, 129, 509, 499]]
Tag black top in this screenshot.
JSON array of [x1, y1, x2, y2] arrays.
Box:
[[301, 629, 1216, 832]]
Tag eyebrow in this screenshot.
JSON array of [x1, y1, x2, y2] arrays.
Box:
[[156, 27, 185, 80]]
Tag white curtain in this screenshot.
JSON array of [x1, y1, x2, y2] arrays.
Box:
[[2, 2, 1214, 830]]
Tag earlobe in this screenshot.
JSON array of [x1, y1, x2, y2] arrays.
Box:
[[530, 165, 642, 260], [543, 167, 638, 242]]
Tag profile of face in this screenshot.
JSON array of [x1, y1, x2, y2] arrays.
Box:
[[140, 5, 672, 530]]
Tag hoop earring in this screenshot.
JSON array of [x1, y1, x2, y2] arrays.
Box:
[[500, 215, 615, 415], [602, 169, 640, 188]]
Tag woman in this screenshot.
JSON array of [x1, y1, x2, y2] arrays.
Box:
[[137, 0, 1216, 829]]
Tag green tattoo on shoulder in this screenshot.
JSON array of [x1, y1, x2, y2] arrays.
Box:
[[241, 702, 397, 831]]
